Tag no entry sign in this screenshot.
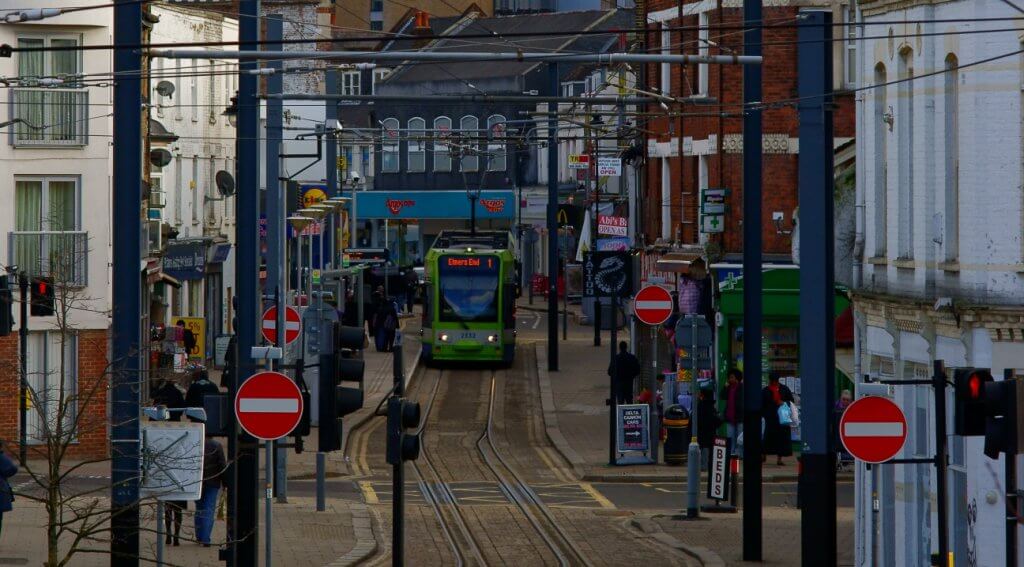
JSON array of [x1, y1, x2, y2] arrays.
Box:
[[633, 285, 673, 326], [261, 305, 301, 346], [235, 371, 304, 441], [839, 396, 908, 464]]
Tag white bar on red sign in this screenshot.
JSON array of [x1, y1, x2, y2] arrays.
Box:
[[239, 398, 301, 413], [843, 422, 904, 437], [635, 300, 672, 310]]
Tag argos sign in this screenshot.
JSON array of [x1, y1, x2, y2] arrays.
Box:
[[358, 190, 515, 220]]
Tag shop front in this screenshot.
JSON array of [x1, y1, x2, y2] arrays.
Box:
[[713, 266, 853, 446]]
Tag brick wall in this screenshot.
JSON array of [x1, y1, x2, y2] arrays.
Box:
[[640, 3, 855, 255], [0, 329, 109, 459]]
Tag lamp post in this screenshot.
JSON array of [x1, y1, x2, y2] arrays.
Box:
[[287, 216, 313, 304], [296, 207, 324, 302]]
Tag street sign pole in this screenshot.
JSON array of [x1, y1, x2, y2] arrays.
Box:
[[650, 326, 659, 464], [687, 316, 700, 519], [547, 61, 559, 372], [393, 333, 405, 567], [608, 294, 618, 466], [265, 439, 273, 567]]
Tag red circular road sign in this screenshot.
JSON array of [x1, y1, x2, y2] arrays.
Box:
[[235, 371, 304, 441], [633, 285, 674, 326], [839, 396, 908, 464], [261, 306, 301, 346]]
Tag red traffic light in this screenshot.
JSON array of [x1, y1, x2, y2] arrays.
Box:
[[968, 373, 983, 399]]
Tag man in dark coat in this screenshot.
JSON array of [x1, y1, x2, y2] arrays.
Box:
[[0, 441, 17, 540], [696, 385, 722, 470], [608, 341, 641, 404], [185, 369, 221, 409]]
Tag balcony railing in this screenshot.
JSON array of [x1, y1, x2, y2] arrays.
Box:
[[10, 88, 89, 147], [8, 231, 88, 287]]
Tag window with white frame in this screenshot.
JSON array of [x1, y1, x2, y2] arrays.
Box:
[[372, 68, 391, 94], [361, 147, 371, 179], [897, 48, 914, 260], [342, 71, 361, 96], [25, 331, 78, 443], [460, 115, 479, 172], [14, 34, 86, 146], [698, 12, 709, 95], [845, 1, 858, 87], [408, 117, 426, 172], [13, 176, 84, 285], [873, 63, 888, 258], [207, 155, 217, 223], [487, 115, 507, 172], [432, 115, 452, 170], [175, 58, 184, 120], [192, 156, 200, 223], [190, 58, 198, 121], [174, 155, 184, 225], [381, 118, 400, 173], [944, 54, 959, 263]]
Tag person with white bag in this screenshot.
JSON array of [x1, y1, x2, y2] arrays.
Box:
[[760, 373, 795, 466]]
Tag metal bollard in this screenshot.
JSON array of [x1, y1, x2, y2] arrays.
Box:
[[686, 437, 701, 518]]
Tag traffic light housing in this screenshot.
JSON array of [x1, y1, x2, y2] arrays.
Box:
[[983, 375, 1024, 459], [954, 368, 992, 436], [317, 324, 367, 453], [0, 276, 12, 336], [30, 276, 54, 316], [386, 397, 421, 465]]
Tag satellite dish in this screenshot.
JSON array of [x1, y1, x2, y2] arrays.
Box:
[[149, 148, 172, 169], [215, 170, 235, 197], [155, 80, 175, 99]]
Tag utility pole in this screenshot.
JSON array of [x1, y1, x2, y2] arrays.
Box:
[[741, 0, 764, 562], [231, 0, 261, 564], [326, 68, 339, 264], [587, 107, 601, 346], [265, 14, 288, 503], [111, 0, 142, 564], [18, 273, 27, 465], [547, 62, 559, 371], [797, 10, 837, 566]]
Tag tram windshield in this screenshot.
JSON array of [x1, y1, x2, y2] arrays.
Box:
[[438, 255, 500, 323]]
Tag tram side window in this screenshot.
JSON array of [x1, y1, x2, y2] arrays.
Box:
[[438, 255, 499, 323]]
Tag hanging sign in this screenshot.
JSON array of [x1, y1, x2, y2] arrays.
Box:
[[568, 154, 590, 170], [597, 157, 622, 176]]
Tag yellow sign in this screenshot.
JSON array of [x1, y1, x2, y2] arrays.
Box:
[[567, 154, 590, 170], [337, 156, 347, 170], [175, 316, 206, 361], [301, 186, 328, 208]]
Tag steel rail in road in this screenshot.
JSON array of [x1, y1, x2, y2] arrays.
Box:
[[410, 369, 488, 567], [477, 373, 593, 567]]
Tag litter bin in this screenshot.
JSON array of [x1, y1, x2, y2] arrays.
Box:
[[663, 404, 691, 465]]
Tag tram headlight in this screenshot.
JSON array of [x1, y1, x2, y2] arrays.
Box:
[[439, 333, 450, 343], [487, 334, 498, 343]]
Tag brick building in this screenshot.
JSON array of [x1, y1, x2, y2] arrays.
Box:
[[639, 0, 855, 262]]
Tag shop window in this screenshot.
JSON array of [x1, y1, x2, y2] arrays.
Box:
[[460, 115, 479, 172], [381, 117, 399, 173], [407, 117, 425, 173], [434, 116, 452, 172]]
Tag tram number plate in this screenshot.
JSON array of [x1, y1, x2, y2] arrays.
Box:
[[454, 331, 478, 340]]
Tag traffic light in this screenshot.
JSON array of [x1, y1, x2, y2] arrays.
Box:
[[30, 276, 54, 316], [954, 368, 992, 436], [386, 397, 421, 465], [317, 324, 367, 452], [0, 276, 12, 336], [983, 375, 1024, 459]]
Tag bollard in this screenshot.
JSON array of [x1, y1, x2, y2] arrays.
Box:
[[730, 456, 740, 508], [686, 437, 701, 518]]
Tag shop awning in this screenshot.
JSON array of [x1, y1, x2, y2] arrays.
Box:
[[654, 251, 705, 275], [158, 272, 182, 289], [835, 306, 854, 348]]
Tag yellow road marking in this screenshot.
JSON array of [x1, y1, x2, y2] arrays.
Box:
[[355, 417, 384, 477], [534, 446, 574, 484], [578, 482, 616, 510], [359, 481, 379, 504]]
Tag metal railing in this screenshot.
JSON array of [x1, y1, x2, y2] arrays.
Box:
[[8, 231, 88, 286], [10, 88, 89, 146]]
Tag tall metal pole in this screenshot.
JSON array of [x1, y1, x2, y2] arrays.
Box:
[[1006, 369, 1017, 567], [326, 69, 339, 264], [265, 13, 289, 505], [608, 295, 618, 466], [264, 440, 273, 567], [111, 1, 142, 563], [587, 109, 601, 346], [797, 10, 837, 566], [934, 360, 950, 567], [232, 1, 261, 564], [741, 0, 764, 561], [18, 273, 27, 465], [546, 62, 559, 372], [392, 334, 405, 567]]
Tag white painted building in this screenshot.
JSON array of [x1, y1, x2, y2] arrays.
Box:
[[149, 5, 238, 354], [853, 0, 1024, 564], [0, 2, 113, 443]]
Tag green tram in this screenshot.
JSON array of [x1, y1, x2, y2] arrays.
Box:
[[421, 231, 517, 366]]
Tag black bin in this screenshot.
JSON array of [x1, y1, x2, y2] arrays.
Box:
[[663, 404, 691, 466]]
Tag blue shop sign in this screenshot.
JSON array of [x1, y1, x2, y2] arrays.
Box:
[[355, 190, 515, 220], [209, 243, 232, 264], [163, 240, 206, 280]]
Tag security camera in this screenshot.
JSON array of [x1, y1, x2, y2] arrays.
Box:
[[350, 170, 362, 182]]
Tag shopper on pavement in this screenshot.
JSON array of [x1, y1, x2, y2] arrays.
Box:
[[176, 319, 197, 358], [0, 441, 17, 541], [608, 342, 641, 404], [722, 368, 744, 455], [696, 384, 722, 470], [761, 373, 795, 466], [185, 368, 221, 409], [196, 435, 227, 547], [403, 267, 418, 314], [149, 380, 186, 544]]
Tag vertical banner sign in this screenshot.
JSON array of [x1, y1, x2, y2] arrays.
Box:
[[707, 437, 732, 500], [616, 404, 650, 453]]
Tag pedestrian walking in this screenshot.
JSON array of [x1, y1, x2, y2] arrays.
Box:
[[196, 435, 226, 547], [0, 441, 17, 541], [341, 291, 359, 327], [761, 373, 795, 466], [721, 368, 744, 455], [149, 380, 185, 544], [696, 384, 722, 470], [176, 319, 197, 358], [608, 341, 641, 404], [403, 267, 418, 314], [368, 286, 384, 342], [185, 368, 221, 409]]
